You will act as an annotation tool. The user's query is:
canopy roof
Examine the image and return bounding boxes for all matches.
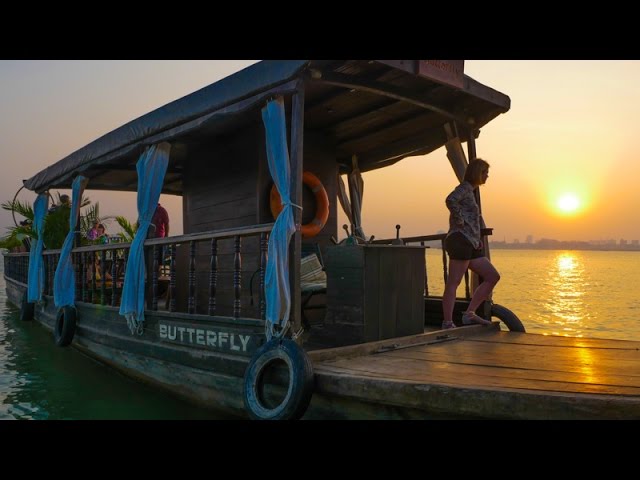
[24,60,510,194]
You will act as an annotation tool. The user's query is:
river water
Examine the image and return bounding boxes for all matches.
[2,249,639,419]
[0,262,232,419]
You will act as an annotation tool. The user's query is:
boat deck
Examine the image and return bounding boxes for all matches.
[308,324,640,419]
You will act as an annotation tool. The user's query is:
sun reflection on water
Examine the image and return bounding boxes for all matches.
[541,251,587,338]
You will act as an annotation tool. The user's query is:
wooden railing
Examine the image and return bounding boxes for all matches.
[3,252,29,285]
[371,228,493,299]
[3,223,273,320]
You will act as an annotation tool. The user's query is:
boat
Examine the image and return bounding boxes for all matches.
[5,60,640,420]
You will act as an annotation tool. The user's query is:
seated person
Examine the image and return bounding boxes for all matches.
[49,194,71,214]
[96,224,110,245]
[87,224,112,282]
[87,221,100,241]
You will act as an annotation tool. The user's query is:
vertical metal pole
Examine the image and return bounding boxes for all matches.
[289,82,304,338]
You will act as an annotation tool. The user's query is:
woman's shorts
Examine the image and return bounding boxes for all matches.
[445,232,484,260]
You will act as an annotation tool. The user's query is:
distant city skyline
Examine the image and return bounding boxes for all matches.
[494,235,639,245]
[489,236,640,252]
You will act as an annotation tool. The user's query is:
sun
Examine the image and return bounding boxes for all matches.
[557,193,581,214]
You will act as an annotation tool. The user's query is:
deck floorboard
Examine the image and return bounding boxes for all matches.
[313,329,640,418]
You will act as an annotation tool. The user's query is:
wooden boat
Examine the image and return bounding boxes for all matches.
[5,60,640,419]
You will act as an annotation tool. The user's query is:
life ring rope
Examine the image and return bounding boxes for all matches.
[270,171,329,239]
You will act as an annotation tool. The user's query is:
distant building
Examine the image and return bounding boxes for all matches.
[620,239,628,246]
[632,240,639,246]
[525,235,533,244]
[513,238,520,244]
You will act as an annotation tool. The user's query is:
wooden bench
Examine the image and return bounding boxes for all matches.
[300,243,327,329]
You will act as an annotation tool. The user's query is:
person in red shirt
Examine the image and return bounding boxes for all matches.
[146,203,170,307]
[150,203,170,238]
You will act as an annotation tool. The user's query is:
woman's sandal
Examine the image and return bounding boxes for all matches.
[441,320,457,330]
[461,311,492,326]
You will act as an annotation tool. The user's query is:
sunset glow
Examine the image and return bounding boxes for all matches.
[1,60,640,243]
[557,193,581,214]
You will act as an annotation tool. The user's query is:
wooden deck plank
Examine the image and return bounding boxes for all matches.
[384,349,640,385]
[314,330,640,399]
[389,349,640,387]
[316,355,640,395]
[473,331,640,350]
[387,336,640,374]
[312,365,640,420]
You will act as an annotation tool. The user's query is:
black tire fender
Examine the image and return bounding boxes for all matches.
[54,306,77,347]
[491,303,526,332]
[19,291,34,322]
[243,338,314,420]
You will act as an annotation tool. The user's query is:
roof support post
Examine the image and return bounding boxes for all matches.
[289,81,304,339]
[466,129,492,316]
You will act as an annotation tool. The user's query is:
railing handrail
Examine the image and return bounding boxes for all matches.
[144,223,274,247]
[371,228,493,245]
[3,223,276,257]
[2,251,30,257]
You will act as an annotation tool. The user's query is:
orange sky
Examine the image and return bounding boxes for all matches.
[1,60,639,243]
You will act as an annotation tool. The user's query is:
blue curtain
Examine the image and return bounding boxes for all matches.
[120,142,171,334]
[262,97,297,340]
[54,176,88,308]
[27,193,48,302]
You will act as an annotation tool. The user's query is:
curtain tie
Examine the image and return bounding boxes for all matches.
[281,201,302,210]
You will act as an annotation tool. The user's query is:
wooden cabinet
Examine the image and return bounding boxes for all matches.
[324,245,425,345]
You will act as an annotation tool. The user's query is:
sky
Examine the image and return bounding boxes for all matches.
[1,60,639,243]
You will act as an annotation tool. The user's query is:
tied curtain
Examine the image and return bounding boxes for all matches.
[262,97,297,340]
[54,176,88,308]
[348,155,365,239]
[119,142,171,335]
[27,193,48,302]
[336,155,365,240]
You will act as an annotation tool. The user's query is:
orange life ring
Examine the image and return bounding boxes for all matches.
[270,171,329,239]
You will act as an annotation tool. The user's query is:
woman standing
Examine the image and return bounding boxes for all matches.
[442,158,500,329]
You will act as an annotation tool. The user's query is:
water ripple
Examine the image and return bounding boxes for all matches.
[0,263,235,419]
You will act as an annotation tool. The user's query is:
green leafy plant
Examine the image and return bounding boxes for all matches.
[1,192,95,250]
[115,215,138,242]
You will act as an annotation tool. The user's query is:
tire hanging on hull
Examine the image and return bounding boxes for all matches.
[491,303,526,332]
[54,306,77,347]
[243,338,314,420]
[19,291,34,322]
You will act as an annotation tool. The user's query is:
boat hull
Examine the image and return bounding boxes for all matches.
[8,276,640,420]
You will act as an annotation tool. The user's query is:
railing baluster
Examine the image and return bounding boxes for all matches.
[464,270,471,299]
[75,252,82,300]
[169,244,176,313]
[48,255,54,296]
[441,238,448,284]
[42,255,48,296]
[208,238,217,316]
[122,248,128,279]
[188,241,196,314]
[111,248,117,307]
[82,252,87,302]
[100,250,106,305]
[421,240,429,297]
[260,232,267,320]
[151,245,159,311]
[90,252,96,304]
[234,236,241,319]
